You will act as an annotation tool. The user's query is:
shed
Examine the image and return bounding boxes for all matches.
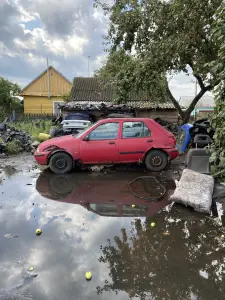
[64,77,178,123]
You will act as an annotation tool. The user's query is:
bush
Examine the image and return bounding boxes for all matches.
[5,140,23,154]
[10,120,52,142]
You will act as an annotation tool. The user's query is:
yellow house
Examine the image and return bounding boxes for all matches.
[20,66,72,114]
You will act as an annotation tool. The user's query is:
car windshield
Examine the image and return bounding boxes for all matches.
[75,122,97,138]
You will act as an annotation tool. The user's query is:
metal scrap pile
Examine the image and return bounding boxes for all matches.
[58,102,136,113]
[0,127,35,154]
[154,117,178,134]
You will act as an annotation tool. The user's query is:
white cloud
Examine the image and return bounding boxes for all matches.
[0,0,211,100]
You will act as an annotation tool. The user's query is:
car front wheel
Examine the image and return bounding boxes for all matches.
[145,150,168,172]
[49,152,73,174]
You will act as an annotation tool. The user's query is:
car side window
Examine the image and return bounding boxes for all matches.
[88,122,119,141]
[122,122,151,138]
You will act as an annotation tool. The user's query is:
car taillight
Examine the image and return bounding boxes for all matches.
[43,145,60,152]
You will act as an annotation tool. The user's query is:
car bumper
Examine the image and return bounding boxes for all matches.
[34,152,49,165]
[164,148,179,160]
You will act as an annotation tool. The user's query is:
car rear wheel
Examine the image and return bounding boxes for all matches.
[49,152,73,174]
[145,150,168,172]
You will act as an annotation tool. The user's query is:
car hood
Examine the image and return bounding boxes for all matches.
[38,135,78,150]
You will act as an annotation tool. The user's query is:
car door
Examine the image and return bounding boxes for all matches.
[80,122,120,164]
[118,120,153,162]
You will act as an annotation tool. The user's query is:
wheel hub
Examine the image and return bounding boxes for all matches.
[151,156,163,166]
[55,158,67,169]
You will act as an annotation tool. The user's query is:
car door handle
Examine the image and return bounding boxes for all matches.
[146,139,153,142]
[108,141,115,144]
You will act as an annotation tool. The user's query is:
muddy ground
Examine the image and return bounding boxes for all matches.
[0,155,225,300]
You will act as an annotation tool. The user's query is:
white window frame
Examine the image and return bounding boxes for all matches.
[53,101,64,114]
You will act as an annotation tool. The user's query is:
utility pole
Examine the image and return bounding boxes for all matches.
[47,57,51,99]
[88,56,90,77]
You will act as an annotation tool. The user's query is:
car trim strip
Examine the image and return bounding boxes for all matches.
[120,151,145,154]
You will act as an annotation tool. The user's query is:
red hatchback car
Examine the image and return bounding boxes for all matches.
[34,118,178,174]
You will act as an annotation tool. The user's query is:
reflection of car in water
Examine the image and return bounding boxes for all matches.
[35,171,176,217]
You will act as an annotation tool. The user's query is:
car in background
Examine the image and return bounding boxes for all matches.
[61,112,94,132]
[34,118,178,174]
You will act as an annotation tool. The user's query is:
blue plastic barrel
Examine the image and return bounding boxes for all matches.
[176,124,193,153]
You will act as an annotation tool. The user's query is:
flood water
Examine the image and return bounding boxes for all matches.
[0,155,225,300]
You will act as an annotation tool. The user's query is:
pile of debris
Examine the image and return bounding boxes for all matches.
[154,117,178,134]
[58,102,136,114]
[0,127,39,155]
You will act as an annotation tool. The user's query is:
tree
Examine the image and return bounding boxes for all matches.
[94,0,223,123]
[95,49,168,104]
[208,2,225,179]
[0,77,21,120]
[97,211,225,299]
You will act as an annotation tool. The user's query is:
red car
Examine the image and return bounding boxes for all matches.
[34,118,178,174]
[36,171,176,217]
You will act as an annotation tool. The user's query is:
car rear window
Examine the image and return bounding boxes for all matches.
[65,114,90,121]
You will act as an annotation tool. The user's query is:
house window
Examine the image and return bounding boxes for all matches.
[122,122,151,138]
[89,122,119,140]
[53,101,64,115]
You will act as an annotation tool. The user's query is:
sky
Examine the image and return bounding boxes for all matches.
[0,0,211,100]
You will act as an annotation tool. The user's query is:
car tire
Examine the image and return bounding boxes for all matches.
[49,174,75,196]
[145,150,168,172]
[49,152,73,174]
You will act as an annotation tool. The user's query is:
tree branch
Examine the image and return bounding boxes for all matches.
[166,82,184,118]
[185,84,212,118]
[193,74,205,90]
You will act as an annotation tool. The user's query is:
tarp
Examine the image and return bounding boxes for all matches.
[169,169,214,214]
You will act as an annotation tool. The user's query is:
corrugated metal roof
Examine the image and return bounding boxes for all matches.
[179,96,215,108]
[69,77,175,109]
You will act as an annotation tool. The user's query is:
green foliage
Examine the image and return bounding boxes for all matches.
[60,93,70,102]
[11,120,52,142]
[5,140,23,154]
[0,77,21,120]
[208,2,225,180]
[95,50,168,104]
[95,0,223,123]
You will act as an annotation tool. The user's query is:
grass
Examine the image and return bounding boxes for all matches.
[10,120,52,142]
[5,140,23,154]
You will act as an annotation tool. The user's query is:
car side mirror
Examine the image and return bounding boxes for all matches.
[83,135,89,141]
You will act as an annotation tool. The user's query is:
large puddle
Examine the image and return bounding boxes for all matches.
[0,156,225,300]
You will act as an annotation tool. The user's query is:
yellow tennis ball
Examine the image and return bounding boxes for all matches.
[36,228,42,235]
[28,266,34,271]
[150,222,156,227]
[132,204,136,208]
[85,271,92,281]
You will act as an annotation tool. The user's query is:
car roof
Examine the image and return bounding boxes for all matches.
[100,118,152,122]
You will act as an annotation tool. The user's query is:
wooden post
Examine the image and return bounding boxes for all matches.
[47,57,51,99]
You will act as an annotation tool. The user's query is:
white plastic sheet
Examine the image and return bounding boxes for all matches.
[169,169,214,214]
